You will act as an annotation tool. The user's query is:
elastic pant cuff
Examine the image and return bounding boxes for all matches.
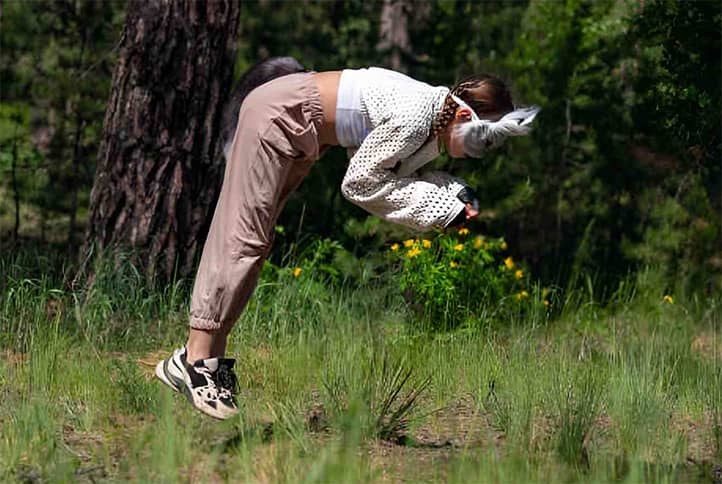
[189,315,223,331]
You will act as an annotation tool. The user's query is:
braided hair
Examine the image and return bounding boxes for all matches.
[430,74,514,138]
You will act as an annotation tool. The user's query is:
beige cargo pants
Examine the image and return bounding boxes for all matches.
[190,72,325,331]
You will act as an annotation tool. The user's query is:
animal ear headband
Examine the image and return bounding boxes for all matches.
[449,94,540,158]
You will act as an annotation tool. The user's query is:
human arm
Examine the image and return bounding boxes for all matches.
[340,120,470,231]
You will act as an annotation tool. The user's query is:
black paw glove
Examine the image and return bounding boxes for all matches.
[446,186,480,228]
[457,186,480,212]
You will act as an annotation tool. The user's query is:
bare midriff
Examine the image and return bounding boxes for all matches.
[311,70,342,150]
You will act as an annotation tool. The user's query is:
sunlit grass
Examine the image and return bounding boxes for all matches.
[0,248,719,482]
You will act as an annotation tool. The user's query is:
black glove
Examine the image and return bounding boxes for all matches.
[446,186,480,228]
[457,186,480,212]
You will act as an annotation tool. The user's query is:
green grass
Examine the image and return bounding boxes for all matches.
[0,249,720,482]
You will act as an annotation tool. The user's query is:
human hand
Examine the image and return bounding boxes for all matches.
[446,187,481,228]
[464,202,479,220]
[457,187,480,220]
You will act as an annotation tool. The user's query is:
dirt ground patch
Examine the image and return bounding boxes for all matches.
[368,394,501,481]
[691,331,721,362]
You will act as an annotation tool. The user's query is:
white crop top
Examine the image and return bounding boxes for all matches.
[336,66,470,231]
[335,67,420,147]
[335,69,370,147]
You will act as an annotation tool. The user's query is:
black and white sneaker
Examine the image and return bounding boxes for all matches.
[183,356,239,420]
[155,347,240,420]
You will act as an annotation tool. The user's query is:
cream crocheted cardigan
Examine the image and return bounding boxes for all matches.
[340,68,468,232]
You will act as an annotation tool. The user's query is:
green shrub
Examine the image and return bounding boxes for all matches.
[388,228,546,329]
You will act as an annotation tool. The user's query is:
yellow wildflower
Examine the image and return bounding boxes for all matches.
[458,227,469,236]
[504,257,514,270]
[516,290,529,300]
[500,241,508,250]
[407,247,421,258]
[403,239,415,248]
[474,236,482,249]
[422,239,432,249]
[293,267,302,277]
[449,261,458,268]
[543,299,550,307]
[454,243,464,251]
[663,295,674,304]
[390,243,400,251]
[515,269,523,279]
[542,287,550,297]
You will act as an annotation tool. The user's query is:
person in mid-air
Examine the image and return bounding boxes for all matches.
[155,57,539,419]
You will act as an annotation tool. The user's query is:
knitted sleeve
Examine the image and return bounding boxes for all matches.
[340,119,467,231]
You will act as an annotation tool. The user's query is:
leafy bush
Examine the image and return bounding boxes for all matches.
[388,228,545,329]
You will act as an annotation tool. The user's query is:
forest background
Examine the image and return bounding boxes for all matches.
[1,0,720,295]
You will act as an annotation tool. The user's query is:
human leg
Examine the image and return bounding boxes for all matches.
[156,71,324,419]
[158,137,295,418]
[186,326,230,363]
[185,72,324,360]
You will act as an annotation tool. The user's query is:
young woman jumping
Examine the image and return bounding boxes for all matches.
[155,57,539,419]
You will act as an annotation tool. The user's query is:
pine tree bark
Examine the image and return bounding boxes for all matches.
[85,0,240,282]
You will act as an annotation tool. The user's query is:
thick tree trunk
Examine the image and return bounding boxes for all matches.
[85,0,240,282]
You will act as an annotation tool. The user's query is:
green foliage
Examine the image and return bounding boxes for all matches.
[111,358,159,415]
[1,247,721,481]
[554,367,603,468]
[0,0,124,242]
[492,0,721,289]
[2,0,720,296]
[388,228,543,329]
[322,348,430,443]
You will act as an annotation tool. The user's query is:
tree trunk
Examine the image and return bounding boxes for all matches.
[85,0,240,282]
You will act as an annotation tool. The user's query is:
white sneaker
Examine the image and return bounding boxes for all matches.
[155,347,240,420]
